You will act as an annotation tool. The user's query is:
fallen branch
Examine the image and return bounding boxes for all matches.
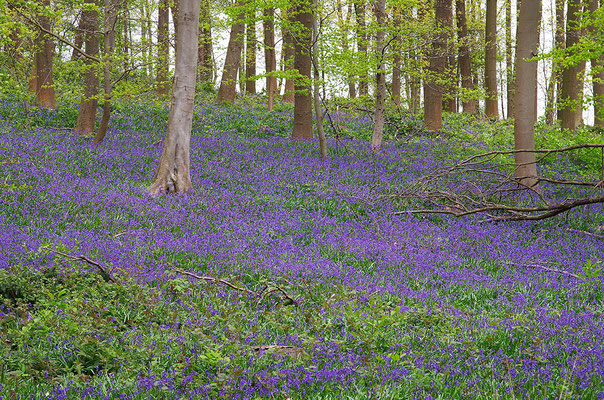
[44,247,118,283]
[507,262,580,279]
[173,268,254,294]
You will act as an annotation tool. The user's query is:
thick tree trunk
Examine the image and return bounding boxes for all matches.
[291,0,313,140]
[485,0,498,118]
[514,0,540,186]
[171,0,180,38]
[282,10,296,104]
[560,0,585,131]
[424,0,451,131]
[74,6,100,136]
[588,0,604,126]
[354,0,368,96]
[149,0,201,195]
[245,15,256,94]
[312,0,326,158]
[371,0,386,150]
[457,0,475,114]
[156,0,170,96]
[263,8,277,109]
[216,1,245,103]
[35,0,56,109]
[197,0,213,82]
[93,0,118,145]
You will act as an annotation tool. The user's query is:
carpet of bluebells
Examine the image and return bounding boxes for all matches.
[0,99,604,399]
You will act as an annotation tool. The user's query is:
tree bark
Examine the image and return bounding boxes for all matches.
[263,7,277,109]
[216,1,245,103]
[371,0,386,150]
[337,0,356,99]
[35,0,56,109]
[444,1,456,113]
[312,0,326,158]
[457,0,476,113]
[74,6,100,136]
[245,14,256,94]
[505,0,514,118]
[514,0,540,186]
[560,0,585,131]
[72,14,85,61]
[354,0,368,96]
[485,0,499,118]
[424,0,451,131]
[292,0,313,140]
[587,0,603,126]
[282,9,296,104]
[149,0,201,195]
[93,0,118,145]
[197,0,213,82]
[156,0,170,96]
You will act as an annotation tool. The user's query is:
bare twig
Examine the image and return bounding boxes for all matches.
[44,247,118,283]
[506,262,580,279]
[173,268,253,294]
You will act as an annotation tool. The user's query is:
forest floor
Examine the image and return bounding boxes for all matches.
[0,98,603,399]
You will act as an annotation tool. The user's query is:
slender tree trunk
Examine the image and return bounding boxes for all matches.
[409,50,420,114]
[505,0,514,118]
[282,9,296,104]
[245,14,256,94]
[156,0,170,96]
[197,0,213,82]
[354,0,368,96]
[544,0,565,123]
[149,0,201,195]
[588,0,604,126]
[263,7,277,109]
[457,0,476,113]
[291,0,313,140]
[72,15,85,61]
[171,0,180,38]
[142,2,149,80]
[216,1,245,103]
[93,0,118,145]
[337,0,355,98]
[424,0,451,131]
[444,1,456,113]
[123,0,130,71]
[560,0,585,131]
[485,0,498,118]
[312,0,326,158]
[372,0,386,150]
[514,0,540,186]
[74,6,100,136]
[35,0,56,109]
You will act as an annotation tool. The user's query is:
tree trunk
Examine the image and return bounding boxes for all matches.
[391,7,401,107]
[216,1,245,103]
[371,0,386,150]
[245,15,256,94]
[171,0,180,39]
[35,0,56,109]
[74,6,100,136]
[149,0,201,195]
[424,0,450,131]
[505,0,514,118]
[282,9,296,104]
[337,0,356,99]
[123,0,130,71]
[197,0,213,82]
[156,0,170,96]
[263,7,277,110]
[354,0,368,96]
[312,0,326,158]
[514,0,540,186]
[485,0,498,118]
[93,0,118,145]
[71,14,85,61]
[588,0,603,126]
[291,0,313,140]
[457,0,476,114]
[444,0,456,113]
[409,50,420,114]
[560,0,585,131]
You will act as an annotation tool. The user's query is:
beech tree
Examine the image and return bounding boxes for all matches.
[371,0,386,150]
[156,0,170,96]
[149,0,202,195]
[263,7,277,109]
[513,0,540,186]
[291,0,313,140]
[216,0,244,103]
[245,12,256,94]
[484,0,498,118]
[34,0,56,109]
[560,0,585,131]
[456,0,476,114]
